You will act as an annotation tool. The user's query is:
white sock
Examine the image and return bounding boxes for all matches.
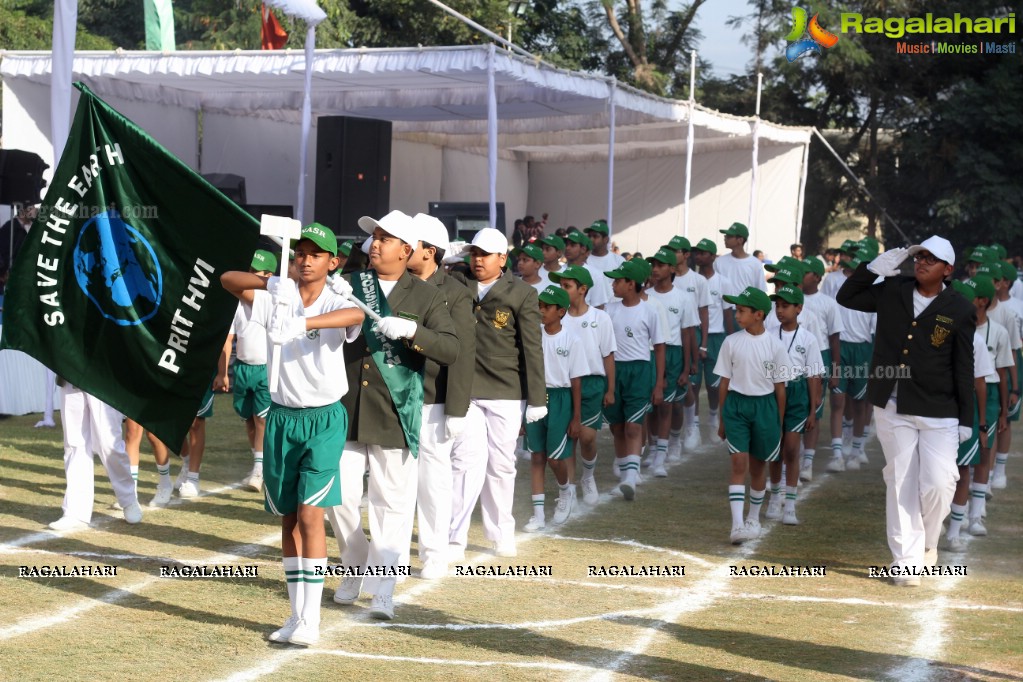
[784,486,798,514]
[581,455,596,477]
[300,557,326,626]
[253,450,264,475]
[728,484,745,527]
[994,452,1008,478]
[187,472,199,483]
[684,403,697,425]
[283,556,303,619]
[802,448,815,463]
[531,493,545,520]
[851,437,863,455]
[620,454,641,479]
[669,428,682,444]
[969,482,987,520]
[130,465,139,482]
[947,502,967,538]
[747,488,765,523]
[831,438,843,457]
[156,463,171,484]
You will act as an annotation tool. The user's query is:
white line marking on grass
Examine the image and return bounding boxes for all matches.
[0,482,246,553]
[1,546,278,567]
[546,535,715,567]
[460,575,681,595]
[885,575,964,682]
[310,649,589,671]
[731,591,1023,613]
[350,607,664,631]
[0,530,280,642]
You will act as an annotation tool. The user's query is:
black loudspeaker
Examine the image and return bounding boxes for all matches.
[202,173,247,205]
[0,149,48,205]
[314,116,391,235]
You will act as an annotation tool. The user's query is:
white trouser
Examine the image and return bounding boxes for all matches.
[873,402,959,568]
[449,399,524,548]
[59,385,136,523]
[404,403,454,566]
[326,441,418,598]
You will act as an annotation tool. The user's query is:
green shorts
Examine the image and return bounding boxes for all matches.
[262,401,347,516]
[1011,349,1022,423]
[662,345,687,403]
[604,360,655,425]
[695,331,725,390]
[525,387,575,459]
[232,361,271,420]
[816,349,832,419]
[983,382,1001,443]
[580,374,607,430]
[783,378,810,433]
[196,383,215,419]
[957,389,991,467]
[838,341,871,400]
[723,391,781,462]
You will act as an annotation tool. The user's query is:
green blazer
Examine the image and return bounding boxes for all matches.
[423,268,476,418]
[469,270,546,406]
[342,270,459,449]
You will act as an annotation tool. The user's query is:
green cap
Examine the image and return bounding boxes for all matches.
[585,220,609,236]
[539,235,566,251]
[632,257,653,282]
[512,243,544,262]
[723,286,772,314]
[250,249,278,273]
[1000,261,1018,282]
[538,285,571,309]
[720,222,749,238]
[842,257,864,270]
[768,266,803,286]
[802,257,825,277]
[548,264,594,288]
[858,237,880,255]
[965,276,995,301]
[338,239,354,257]
[968,246,993,264]
[565,231,593,250]
[691,238,717,254]
[838,239,860,255]
[951,280,974,299]
[974,262,1002,280]
[765,255,804,274]
[647,247,677,266]
[990,243,1007,260]
[296,222,338,256]
[605,259,648,284]
[770,284,804,306]
[667,235,692,252]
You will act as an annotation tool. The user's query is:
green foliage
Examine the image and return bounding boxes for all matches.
[0,1,115,50]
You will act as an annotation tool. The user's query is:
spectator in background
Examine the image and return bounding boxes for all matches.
[0,203,38,292]
[511,219,528,249]
[753,250,766,262]
[791,243,804,260]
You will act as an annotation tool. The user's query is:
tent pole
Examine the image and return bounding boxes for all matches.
[682,50,696,239]
[795,140,809,246]
[606,77,616,237]
[296,26,316,225]
[487,44,498,229]
[747,72,762,250]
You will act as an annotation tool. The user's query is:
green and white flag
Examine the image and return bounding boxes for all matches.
[0,83,259,450]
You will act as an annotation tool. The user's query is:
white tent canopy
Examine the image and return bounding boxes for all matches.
[1,46,811,257]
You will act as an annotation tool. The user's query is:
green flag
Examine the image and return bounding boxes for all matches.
[0,83,258,450]
[144,0,176,51]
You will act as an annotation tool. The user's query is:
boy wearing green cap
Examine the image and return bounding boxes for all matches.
[765,285,823,525]
[992,260,1023,489]
[221,223,366,646]
[713,286,789,544]
[603,259,666,500]
[552,265,617,505]
[714,222,768,294]
[692,237,736,448]
[524,286,587,530]
[539,234,567,279]
[513,242,551,294]
[565,231,613,308]
[584,219,625,273]
[667,235,711,452]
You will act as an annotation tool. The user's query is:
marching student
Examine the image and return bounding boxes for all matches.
[714,287,789,544]
[512,242,551,294]
[645,247,697,476]
[714,223,767,293]
[221,222,365,644]
[602,259,666,500]
[328,210,459,621]
[666,236,710,452]
[764,285,823,526]
[819,240,858,298]
[583,219,625,272]
[404,213,476,580]
[564,230,613,308]
[993,260,1023,489]
[552,265,617,505]
[224,249,278,493]
[123,419,175,508]
[524,286,586,530]
[449,228,546,560]
[691,238,736,447]
[539,234,567,279]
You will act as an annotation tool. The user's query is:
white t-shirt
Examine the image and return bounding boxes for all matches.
[973,331,995,379]
[542,326,589,388]
[520,271,551,296]
[838,305,874,343]
[251,285,361,408]
[587,251,625,273]
[977,320,1014,384]
[704,272,735,334]
[583,261,613,308]
[819,270,847,299]
[646,285,699,346]
[714,253,767,293]
[230,292,269,365]
[714,328,791,396]
[1010,277,1023,302]
[989,300,1022,351]
[604,299,666,362]
[672,269,712,312]
[776,325,825,380]
[801,291,845,349]
[563,306,617,376]
[764,302,826,345]
[1001,297,1023,344]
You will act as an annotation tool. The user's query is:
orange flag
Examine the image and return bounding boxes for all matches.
[261,3,288,50]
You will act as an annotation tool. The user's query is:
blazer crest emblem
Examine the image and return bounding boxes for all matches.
[930,324,950,348]
[493,309,511,329]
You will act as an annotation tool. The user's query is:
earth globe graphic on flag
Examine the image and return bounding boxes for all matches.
[73,210,163,326]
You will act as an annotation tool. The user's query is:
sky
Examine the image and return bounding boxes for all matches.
[693,0,757,78]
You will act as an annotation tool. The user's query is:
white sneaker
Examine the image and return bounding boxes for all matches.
[782,508,800,525]
[268,615,301,642]
[242,472,263,492]
[729,524,748,544]
[580,475,599,505]
[448,545,466,563]
[683,426,701,450]
[945,535,968,552]
[925,548,937,567]
[857,449,868,465]
[420,561,447,580]
[48,516,89,531]
[494,541,517,558]
[799,460,813,482]
[178,479,200,498]
[707,414,721,443]
[122,501,143,525]
[149,481,173,507]
[991,473,1007,490]
[743,519,762,540]
[666,440,682,463]
[640,450,653,468]
[893,574,921,587]
[826,455,846,473]
[287,619,319,646]
[967,519,987,536]
[333,576,363,604]
[765,496,783,520]
[844,455,861,471]
[552,488,575,525]
[619,471,636,501]
[842,424,852,445]
[652,450,668,478]
[524,516,546,532]
[369,594,395,620]
[174,466,190,490]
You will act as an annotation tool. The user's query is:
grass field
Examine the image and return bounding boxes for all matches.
[1,394,1022,681]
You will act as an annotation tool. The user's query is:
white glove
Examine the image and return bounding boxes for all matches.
[958,425,973,444]
[374,316,418,340]
[269,315,307,345]
[867,247,909,277]
[328,274,353,299]
[525,405,548,424]
[445,415,466,441]
[267,275,299,308]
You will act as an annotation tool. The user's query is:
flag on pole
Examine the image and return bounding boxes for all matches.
[0,83,259,450]
[144,0,176,51]
[261,3,289,50]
